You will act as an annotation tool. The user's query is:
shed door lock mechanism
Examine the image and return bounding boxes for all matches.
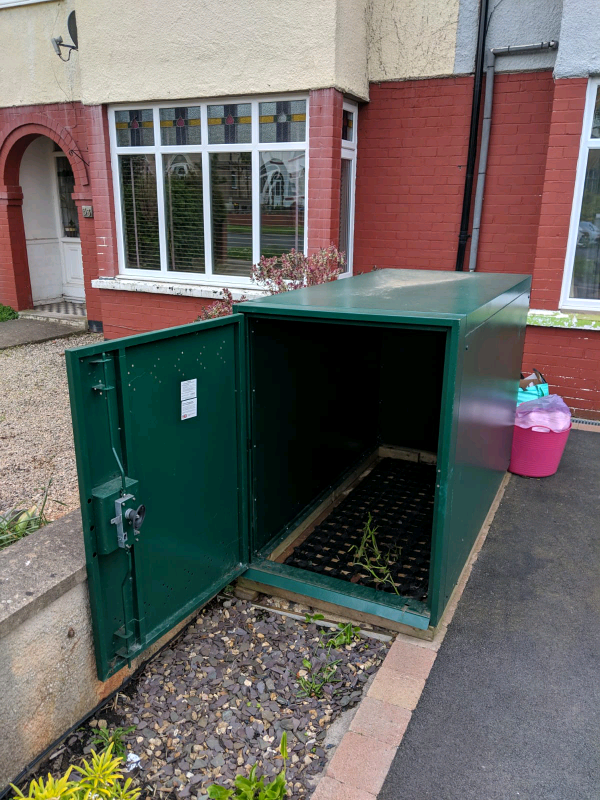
[111,495,146,549]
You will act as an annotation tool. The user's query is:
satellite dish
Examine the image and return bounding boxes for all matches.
[67,11,78,49]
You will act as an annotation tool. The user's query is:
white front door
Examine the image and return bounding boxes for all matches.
[60,238,85,300]
[54,154,85,302]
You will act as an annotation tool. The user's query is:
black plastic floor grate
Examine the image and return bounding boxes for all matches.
[284,458,436,600]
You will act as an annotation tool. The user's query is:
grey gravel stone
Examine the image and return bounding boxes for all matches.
[0,332,102,517]
[30,597,389,800]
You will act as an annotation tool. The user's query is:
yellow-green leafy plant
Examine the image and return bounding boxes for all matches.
[208,732,288,799]
[10,772,78,800]
[11,745,140,800]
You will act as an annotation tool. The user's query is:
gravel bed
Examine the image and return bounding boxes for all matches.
[29,596,390,800]
[0,332,102,519]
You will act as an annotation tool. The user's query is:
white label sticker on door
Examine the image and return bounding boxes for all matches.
[181,378,197,401]
[181,398,197,420]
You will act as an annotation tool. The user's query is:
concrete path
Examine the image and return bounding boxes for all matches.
[375,428,600,799]
[0,318,81,349]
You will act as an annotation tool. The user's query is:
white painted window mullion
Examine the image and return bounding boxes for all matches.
[153,106,168,275]
[201,104,213,277]
[251,101,261,266]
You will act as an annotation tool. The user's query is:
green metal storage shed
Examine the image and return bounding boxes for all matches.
[67,269,531,680]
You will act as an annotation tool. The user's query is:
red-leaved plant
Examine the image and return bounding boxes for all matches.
[198,246,345,321]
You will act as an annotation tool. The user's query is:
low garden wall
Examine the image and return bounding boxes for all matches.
[0,511,193,791]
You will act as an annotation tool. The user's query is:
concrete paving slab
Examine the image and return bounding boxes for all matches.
[0,318,83,349]
[378,429,600,800]
[0,510,85,638]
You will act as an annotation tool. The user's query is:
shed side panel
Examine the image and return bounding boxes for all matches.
[440,291,529,617]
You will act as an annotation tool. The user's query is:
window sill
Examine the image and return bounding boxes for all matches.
[92,276,265,302]
[527,309,600,331]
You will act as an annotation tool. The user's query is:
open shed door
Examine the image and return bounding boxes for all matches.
[66,316,247,680]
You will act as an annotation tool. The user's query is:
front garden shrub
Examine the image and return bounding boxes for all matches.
[198,246,345,321]
[0,303,18,321]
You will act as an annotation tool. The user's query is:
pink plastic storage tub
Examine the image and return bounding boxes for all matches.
[509,424,571,478]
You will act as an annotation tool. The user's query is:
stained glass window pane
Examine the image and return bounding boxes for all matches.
[119,154,160,270]
[207,103,251,144]
[342,109,354,142]
[211,152,252,276]
[115,109,154,147]
[160,106,201,146]
[56,156,79,238]
[163,154,204,273]
[260,151,305,258]
[570,149,600,299]
[259,100,306,143]
[591,88,600,138]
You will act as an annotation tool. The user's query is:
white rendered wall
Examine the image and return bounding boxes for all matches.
[367,0,461,82]
[0,0,80,107]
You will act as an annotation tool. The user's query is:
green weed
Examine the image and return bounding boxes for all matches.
[208,732,288,799]
[90,725,136,761]
[349,513,401,595]
[324,622,361,649]
[304,612,325,625]
[297,657,339,698]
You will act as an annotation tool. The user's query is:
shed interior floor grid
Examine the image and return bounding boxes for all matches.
[282,457,436,600]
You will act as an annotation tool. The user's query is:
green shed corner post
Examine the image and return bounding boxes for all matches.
[66,315,249,680]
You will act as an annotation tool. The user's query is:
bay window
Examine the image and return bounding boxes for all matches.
[109,97,308,284]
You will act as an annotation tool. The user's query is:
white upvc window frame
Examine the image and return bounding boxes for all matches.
[108,94,309,288]
[560,77,600,311]
[340,100,358,277]
[0,0,56,8]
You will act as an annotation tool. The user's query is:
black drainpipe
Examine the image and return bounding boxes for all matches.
[455,0,490,271]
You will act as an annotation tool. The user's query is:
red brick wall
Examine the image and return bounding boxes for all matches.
[101,290,213,340]
[353,77,472,272]
[307,88,343,254]
[522,79,599,419]
[475,72,554,274]
[530,79,588,308]
[353,73,555,274]
[523,326,600,421]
